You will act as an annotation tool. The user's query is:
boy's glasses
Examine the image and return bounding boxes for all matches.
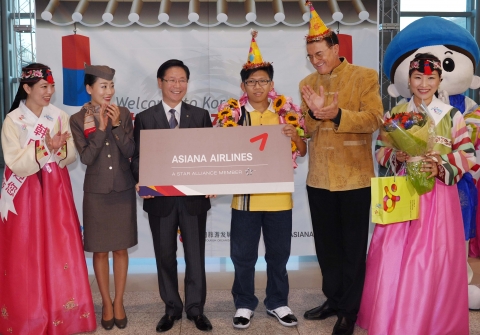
[244,79,271,87]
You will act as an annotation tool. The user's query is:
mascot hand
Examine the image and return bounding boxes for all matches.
[387,84,401,98]
[437,89,450,104]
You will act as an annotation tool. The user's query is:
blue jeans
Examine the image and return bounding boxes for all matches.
[230,209,292,311]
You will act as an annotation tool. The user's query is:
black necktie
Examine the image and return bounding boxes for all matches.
[169,109,178,129]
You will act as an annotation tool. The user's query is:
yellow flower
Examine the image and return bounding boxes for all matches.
[223,120,238,127]
[291,141,297,153]
[218,107,232,119]
[273,95,286,112]
[228,99,239,109]
[285,112,299,126]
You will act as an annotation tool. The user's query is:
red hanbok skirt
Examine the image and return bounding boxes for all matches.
[0,164,96,334]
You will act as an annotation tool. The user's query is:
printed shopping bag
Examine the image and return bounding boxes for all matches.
[371,176,419,224]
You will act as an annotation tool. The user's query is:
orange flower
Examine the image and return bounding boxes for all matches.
[223,120,238,127]
[273,95,286,112]
[291,141,297,153]
[218,107,232,119]
[285,112,299,126]
[228,98,239,109]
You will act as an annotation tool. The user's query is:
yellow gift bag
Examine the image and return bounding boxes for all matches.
[371,176,419,224]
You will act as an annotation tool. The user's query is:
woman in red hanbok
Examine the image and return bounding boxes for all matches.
[0,63,96,334]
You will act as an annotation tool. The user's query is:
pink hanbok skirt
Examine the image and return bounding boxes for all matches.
[357,180,468,335]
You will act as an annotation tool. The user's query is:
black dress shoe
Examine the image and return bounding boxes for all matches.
[114,305,128,329]
[187,314,213,331]
[101,306,115,330]
[332,316,355,335]
[304,301,337,320]
[156,314,182,332]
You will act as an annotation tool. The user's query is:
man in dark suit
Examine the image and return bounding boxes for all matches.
[131,59,213,332]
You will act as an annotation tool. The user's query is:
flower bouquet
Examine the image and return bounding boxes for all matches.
[217,98,241,128]
[216,89,307,168]
[380,105,435,195]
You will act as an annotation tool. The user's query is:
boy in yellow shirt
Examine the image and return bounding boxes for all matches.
[217,30,306,329]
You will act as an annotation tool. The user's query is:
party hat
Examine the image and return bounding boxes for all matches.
[243,29,271,70]
[305,1,332,43]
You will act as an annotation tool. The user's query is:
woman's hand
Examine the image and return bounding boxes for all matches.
[98,103,109,131]
[395,151,409,163]
[45,129,70,152]
[421,156,439,179]
[425,151,442,165]
[106,104,121,127]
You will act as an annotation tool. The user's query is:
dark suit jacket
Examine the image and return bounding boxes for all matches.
[70,106,136,194]
[130,101,212,217]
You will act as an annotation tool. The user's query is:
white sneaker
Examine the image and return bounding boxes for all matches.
[232,308,254,329]
[266,306,298,327]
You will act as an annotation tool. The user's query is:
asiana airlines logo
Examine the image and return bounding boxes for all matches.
[291,231,314,238]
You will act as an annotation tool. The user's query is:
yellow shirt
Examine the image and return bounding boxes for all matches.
[231,101,293,211]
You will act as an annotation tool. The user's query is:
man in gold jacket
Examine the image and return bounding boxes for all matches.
[300,30,383,335]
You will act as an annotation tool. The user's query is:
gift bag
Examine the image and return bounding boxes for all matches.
[371,176,419,224]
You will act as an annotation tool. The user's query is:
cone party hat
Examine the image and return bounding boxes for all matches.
[305,1,332,43]
[243,30,271,70]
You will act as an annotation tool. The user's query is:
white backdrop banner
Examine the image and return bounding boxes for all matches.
[35,17,379,258]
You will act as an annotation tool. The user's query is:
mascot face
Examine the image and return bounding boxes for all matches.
[389,45,478,99]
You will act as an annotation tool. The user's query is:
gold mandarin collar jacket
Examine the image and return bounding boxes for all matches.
[299,59,383,191]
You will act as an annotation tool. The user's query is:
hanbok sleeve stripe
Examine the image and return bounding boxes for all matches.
[375,146,392,168]
[467,124,480,149]
[455,152,472,172]
[455,124,469,137]
[464,112,480,121]
[439,161,454,184]
[465,112,480,144]
[469,163,480,183]
[445,150,476,184]
[454,137,475,151]
[464,108,480,182]
[438,110,478,185]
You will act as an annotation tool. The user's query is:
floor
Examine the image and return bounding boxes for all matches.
[77,257,480,334]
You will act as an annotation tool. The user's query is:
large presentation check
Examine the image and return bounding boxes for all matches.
[138,125,294,196]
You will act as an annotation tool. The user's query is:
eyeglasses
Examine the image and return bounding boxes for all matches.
[306,46,332,62]
[244,79,271,87]
[162,78,188,85]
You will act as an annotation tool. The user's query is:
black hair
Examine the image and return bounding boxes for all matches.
[9,63,50,113]
[240,64,274,82]
[409,53,443,77]
[157,59,190,80]
[84,74,99,87]
[306,31,339,47]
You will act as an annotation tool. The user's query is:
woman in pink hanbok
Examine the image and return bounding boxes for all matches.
[357,53,476,335]
[0,63,96,334]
